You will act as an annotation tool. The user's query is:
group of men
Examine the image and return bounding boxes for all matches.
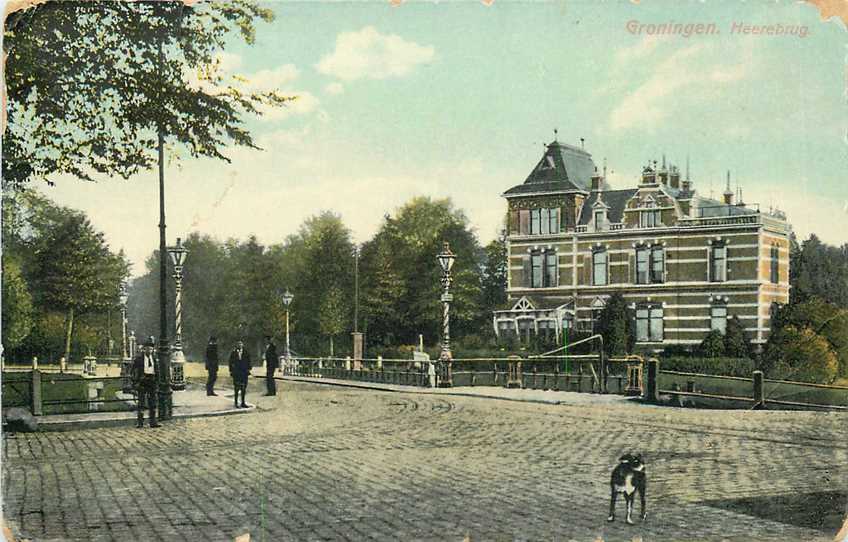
[132,335,281,428]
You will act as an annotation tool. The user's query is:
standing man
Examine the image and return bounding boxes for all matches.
[205,336,219,396]
[132,336,160,428]
[228,340,251,408]
[263,336,279,396]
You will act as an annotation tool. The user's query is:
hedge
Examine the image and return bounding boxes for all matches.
[658,356,756,378]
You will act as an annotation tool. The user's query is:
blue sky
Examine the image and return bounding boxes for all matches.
[40,1,847,276]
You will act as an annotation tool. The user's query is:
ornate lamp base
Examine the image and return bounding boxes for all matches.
[170,349,187,391]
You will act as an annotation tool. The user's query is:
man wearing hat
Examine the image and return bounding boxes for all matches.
[132,336,160,428]
[263,335,279,396]
[228,340,251,408]
[205,335,219,396]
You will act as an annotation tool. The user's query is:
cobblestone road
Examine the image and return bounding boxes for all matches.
[4,381,847,541]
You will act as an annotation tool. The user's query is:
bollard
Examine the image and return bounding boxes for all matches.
[645,359,660,403]
[377,355,383,370]
[752,370,765,410]
[31,356,38,371]
[31,369,43,416]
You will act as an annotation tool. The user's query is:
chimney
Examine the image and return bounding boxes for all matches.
[723,170,734,205]
[670,165,680,189]
[590,166,603,191]
[641,161,657,185]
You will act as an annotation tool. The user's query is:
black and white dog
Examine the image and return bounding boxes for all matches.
[607,453,647,525]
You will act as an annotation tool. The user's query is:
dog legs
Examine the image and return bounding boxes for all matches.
[624,492,635,525]
[607,487,617,522]
[639,487,647,521]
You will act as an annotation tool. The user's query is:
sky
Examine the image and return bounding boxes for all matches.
[34,0,848,277]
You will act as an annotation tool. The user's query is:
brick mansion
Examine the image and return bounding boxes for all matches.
[493,139,791,350]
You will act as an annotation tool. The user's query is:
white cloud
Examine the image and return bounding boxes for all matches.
[239,64,300,92]
[316,26,435,82]
[608,43,751,132]
[256,90,321,121]
[614,35,662,66]
[325,82,345,95]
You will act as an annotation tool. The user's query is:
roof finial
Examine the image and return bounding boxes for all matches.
[686,153,690,181]
[580,137,585,150]
[603,157,607,179]
[662,153,666,170]
[553,128,558,142]
[726,170,731,192]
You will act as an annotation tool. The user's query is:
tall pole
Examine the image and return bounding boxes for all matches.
[121,305,128,359]
[354,246,359,333]
[285,308,291,363]
[157,128,172,420]
[437,242,455,387]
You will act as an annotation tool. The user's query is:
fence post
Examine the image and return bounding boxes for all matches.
[645,358,659,403]
[752,370,765,410]
[31,369,43,416]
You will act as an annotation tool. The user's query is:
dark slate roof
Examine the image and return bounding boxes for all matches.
[503,141,596,196]
[697,198,758,218]
[577,189,638,225]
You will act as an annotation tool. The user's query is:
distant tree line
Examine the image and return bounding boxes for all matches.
[2,192,129,363]
[126,196,508,361]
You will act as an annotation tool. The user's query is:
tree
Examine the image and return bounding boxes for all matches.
[480,236,508,318]
[319,286,346,357]
[763,325,838,383]
[790,234,848,308]
[1,257,34,352]
[724,316,750,358]
[3,1,292,188]
[770,298,848,379]
[29,210,129,362]
[697,330,725,358]
[595,293,632,356]
[359,197,483,349]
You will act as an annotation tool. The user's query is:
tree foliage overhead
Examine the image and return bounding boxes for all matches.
[3,0,291,188]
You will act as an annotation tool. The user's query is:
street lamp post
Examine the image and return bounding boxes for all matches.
[282,290,293,370]
[167,238,188,391]
[119,281,132,393]
[119,281,129,359]
[436,241,456,387]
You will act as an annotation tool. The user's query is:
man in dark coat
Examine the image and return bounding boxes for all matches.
[205,336,219,396]
[228,340,251,408]
[263,336,279,396]
[131,336,160,428]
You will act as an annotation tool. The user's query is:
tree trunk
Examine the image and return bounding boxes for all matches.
[329,336,334,357]
[63,307,74,365]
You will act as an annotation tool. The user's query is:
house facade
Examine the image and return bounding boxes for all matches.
[493,139,791,350]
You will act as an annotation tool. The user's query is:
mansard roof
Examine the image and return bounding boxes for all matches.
[503,140,596,197]
[577,189,638,225]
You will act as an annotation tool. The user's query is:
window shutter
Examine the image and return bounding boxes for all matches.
[554,208,561,233]
[519,210,530,235]
[629,252,636,284]
[509,210,520,235]
[583,254,591,285]
[522,255,531,288]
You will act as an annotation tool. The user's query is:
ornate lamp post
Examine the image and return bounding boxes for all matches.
[119,281,133,393]
[436,242,456,387]
[282,290,294,368]
[119,281,129,359]
[167,237,188,391]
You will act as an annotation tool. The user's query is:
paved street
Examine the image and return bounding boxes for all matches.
[3,381,847,541]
